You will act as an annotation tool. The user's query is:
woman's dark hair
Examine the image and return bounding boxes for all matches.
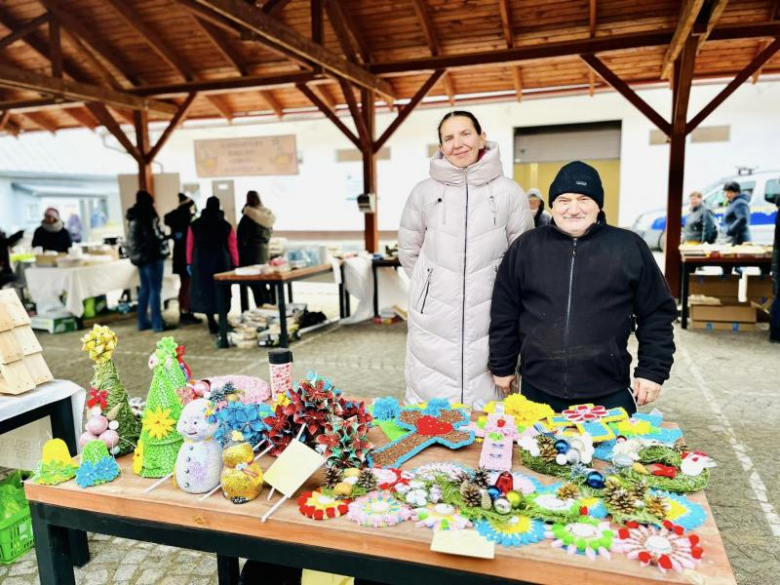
[136,190,153,206]
[246,190,261,207]
[437,111,482,145]
[205,196,220,211]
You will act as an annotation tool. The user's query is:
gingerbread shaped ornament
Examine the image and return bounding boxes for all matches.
[367,405,475,469]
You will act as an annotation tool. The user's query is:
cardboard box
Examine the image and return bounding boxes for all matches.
[690,302,757,324]
[747,275,774,304]
[30,315,79,334]
[688,274,741,298]
[34,254,66,267]
[690,320,761,332]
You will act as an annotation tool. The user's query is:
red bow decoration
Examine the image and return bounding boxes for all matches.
[651,464,678,478]
[176,345,192,380]
[87,388,108,410]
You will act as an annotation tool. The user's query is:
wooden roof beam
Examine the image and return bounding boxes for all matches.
[262,0,291,14]
[324,0,358,63]
[188,0,394,99]
[0,64,177,114]
[130,72,318,97]
[688,37,780,133]
[751,1,779,83]
[207,94,233,120]
[60,29,124,90]
[49,19,62,79]
[410,0,451,104]
[672,35,698,135]
[20,112,57,134]
[696,0,730,50]
[0,12,50,51]
[63,105,98,130]
[39,0,142,86]
[581,54,671,135]
[147,92,197,161]
[338,79,370,148]
[297,82,361,149]
[333,0,369,63]
[86,102,142,161]
[260,90,283,117]
[512,67,523,102]
[590,0,597,37]
[374,69,444,152]
[660,0,706,79]
[1,111,21,136]
[308,83,335,112]
[498,0,515,48]
[191,18,248,75]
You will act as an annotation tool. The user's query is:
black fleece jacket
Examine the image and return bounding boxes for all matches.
[489,222,677,400]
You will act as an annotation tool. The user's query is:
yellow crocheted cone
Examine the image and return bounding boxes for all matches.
[133,439,145,475]
[80,324,118,364]
[485,395,554,427]
[41,438,72,465]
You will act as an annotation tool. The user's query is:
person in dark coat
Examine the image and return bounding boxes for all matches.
[527,188,552,227]
[770,186,780,343]
[31,208,72,253]
[0,228,24,288]
[237,190,276,306]
[723,181,752,245]
[683,191,718,244]
[164,194,201,325]
[187,197,239,334]
[489,161,677,414]
[126,190,173,333]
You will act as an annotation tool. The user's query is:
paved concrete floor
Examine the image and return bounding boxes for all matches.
[2,286,779,584]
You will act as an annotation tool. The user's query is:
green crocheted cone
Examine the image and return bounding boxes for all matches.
[92,359,141,456]
[82,440,111,465]
[138,337,185,478]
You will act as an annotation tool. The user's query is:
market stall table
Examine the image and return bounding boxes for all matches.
[25,414,736,585]
[214,263,348,349]
[679,253,773,329]
[373,257,402,319]
[0,380,89,566]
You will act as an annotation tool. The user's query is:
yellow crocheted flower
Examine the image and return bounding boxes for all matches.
[143,406,175,440]
[133,440,144,474]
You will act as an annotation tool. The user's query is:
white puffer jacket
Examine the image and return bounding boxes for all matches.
[398,142,533,406]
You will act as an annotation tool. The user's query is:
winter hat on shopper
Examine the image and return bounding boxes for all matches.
[549,161,604,209]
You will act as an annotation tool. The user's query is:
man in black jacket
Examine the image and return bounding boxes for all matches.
[489,161,677,414]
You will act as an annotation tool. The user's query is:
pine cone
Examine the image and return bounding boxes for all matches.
[480,491,493,510]
[473,468,491,489]
[539,441,559,463]
[645,494,668,519]
[324,466,343,489]
[557,483,580,500]
[461,485,483,508]
[356,469,377,491]
[630,480,648,500]
[608,489,637,515]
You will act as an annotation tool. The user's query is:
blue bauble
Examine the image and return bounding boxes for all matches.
[554,439,569,454]
[487,486,502,501]
[586,471,606,489]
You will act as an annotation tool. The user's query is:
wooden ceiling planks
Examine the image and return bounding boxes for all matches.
[0,0,779,133]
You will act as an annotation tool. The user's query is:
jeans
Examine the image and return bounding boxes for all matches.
[137,260,165,331]
[520,378,638,416]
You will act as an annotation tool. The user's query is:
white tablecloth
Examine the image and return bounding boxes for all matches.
[25,259,179,317]
[341,254,409,324]
[0,379,86,469]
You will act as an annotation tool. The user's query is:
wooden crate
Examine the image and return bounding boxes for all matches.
[0,290,53,395]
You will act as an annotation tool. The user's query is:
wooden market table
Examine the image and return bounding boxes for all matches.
[25,416,736,585]
[372,257,402,319]
[679,253,772,329]
[213,263,349,349]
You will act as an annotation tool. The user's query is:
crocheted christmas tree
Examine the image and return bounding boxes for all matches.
[135,337,186,478]
[81,325,141,456]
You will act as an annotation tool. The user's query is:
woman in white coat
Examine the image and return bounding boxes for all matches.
[398,111,533,407]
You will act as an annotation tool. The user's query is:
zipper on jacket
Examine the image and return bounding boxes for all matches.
[460,170,469,403]
[419,268,433,313]
[489,195,497,225]
[562,238,578,397]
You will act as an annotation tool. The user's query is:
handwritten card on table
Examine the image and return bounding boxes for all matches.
[263,439,326,498]
[431,529,495,559]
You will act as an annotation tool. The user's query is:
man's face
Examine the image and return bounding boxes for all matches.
[551,193,600,237]
[528,197,541,212]
[725,189,738,202]
[689,194,702,209]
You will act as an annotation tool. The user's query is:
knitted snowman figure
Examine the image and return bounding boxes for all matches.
[175,398,222,493]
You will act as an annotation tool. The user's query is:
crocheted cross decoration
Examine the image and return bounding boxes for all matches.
[366,406,475,469]
[469,412,520,472]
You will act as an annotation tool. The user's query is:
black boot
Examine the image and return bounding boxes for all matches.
[179,312,202,325]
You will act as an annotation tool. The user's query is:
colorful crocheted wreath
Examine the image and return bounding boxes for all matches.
[347,491,413,528]
[650,490,707,531]
[547,518,615,560]
[614,521,704,574]
[524,492,583,524]
[415,503,472,530]
[474,515,547,547]
[367,406,475,469]
[394,479,443,507]
[297,490,351,520]
[413,462,473,482]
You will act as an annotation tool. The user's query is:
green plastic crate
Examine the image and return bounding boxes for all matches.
[0,505,34,565]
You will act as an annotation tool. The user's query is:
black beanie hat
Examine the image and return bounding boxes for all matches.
[549,161,604,209]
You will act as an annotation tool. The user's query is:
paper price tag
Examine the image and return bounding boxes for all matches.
[430,529,495,559]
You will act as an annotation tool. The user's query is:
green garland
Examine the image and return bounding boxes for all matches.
[619,467,709,493]
[520,448,573,479]
[638,445,682,467]
[438,479,517,525]
[521,492,583,524]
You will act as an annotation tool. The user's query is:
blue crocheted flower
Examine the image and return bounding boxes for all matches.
[75,461,98,488]
[94,457,120,483]
[212,402,271,447]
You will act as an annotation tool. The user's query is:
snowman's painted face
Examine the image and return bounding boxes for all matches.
[177,398,218,440]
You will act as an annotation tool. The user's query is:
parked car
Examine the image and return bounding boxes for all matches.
[632,171,780,250]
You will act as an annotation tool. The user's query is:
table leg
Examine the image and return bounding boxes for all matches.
[345,289,351,317]
[49,398,90,567]
[277,282,289,348]
[372,263,379,319]
[681,265,691,329]
[239,284,249,313]
[216,554,240,585]
[30,506,76,585]
[287,282,293,303]
[216,282,230,349]
[338,281,345,319]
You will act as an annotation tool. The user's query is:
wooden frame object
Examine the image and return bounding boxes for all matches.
[0,290,53,395]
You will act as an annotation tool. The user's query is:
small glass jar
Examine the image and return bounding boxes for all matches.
[268,348,293,400]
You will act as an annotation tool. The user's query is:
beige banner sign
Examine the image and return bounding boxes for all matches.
[194,135,298,177]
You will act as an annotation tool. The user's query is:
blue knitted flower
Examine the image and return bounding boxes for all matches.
[212,402,271,447]
[75,461,98,488]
